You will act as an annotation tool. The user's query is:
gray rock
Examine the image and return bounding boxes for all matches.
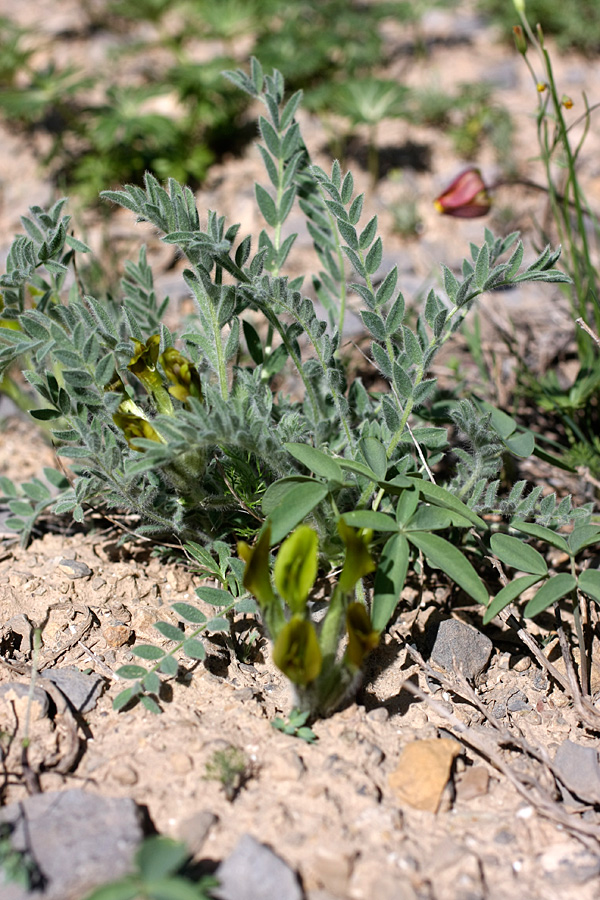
[0,681,50,718]
[41,666,104,713]
[492,701,507,719]
[540,841,600,884]
[554,740,600,805]
[0,789,147,900]
[429,619,493,680]
[214,834,304,900]
[506,689,530,712]
[531,670,549,691]
[57,559,92,578]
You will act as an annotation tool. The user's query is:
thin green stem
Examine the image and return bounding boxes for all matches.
[210,300,229,402]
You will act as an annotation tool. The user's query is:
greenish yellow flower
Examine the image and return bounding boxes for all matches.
[127,335,173,415]
[345,602,380,669]
[238,525,276,609]
[337,518,375,594]
[274,525,318,615]
[112,411,164,451]
[128,335,160,375]
[272,615,322,685]
[160,347,203,403]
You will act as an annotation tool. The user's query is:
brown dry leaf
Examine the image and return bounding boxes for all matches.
[389,738,462,813]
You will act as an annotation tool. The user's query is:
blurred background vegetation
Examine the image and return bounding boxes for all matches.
[0,0,594,203]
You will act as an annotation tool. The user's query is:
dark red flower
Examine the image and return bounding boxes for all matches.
[434,168,491,218]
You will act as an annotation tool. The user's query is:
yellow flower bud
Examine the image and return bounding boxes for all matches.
[160,347,203,403]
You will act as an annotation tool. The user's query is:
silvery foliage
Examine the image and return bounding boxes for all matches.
[0,57,575,546]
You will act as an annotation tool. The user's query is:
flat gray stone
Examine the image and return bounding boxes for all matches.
[506,689,530,712]
[40,666,104,713]
[0,789,146,900]
[429,618,493,680]
[214,834,304,900]
[554,740,600,806]
[57,559,92,578]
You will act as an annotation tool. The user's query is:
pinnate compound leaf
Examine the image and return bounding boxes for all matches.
[172,603,208,625]
[132,644,165,661]
[284,442,343,482]
[206,616,229,633]
[267,481,329,545]
[182,638,206,660]
[483,574,544,625]
[407,532,488,605]
[578,569,600,605]
[341,510,397,531]
[159,655,179,676]
[359,437,388,480]
[524,573,577,618]
[195,586,232,606]
[568,525,600,555]
[372,533,409,632]
[112,687,139,713]
[490,533,548,576]
[509,521,570,554]
[116,665,148,680]
[140,695,161,715]
[153,621,184,641]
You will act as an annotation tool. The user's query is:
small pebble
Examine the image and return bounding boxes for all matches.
[170,752,194,774]
[111,763,138,786]
[58,559,92,578]
[507,690,530,712]
[409,707,428,728]
[269,750,305,782]
[102,623,134,648]
[456,766,490,801]
[366,707,389,723]
[512,656,531,672]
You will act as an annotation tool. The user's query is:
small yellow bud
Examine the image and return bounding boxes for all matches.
[562,95,574,109]
[537,82,547,93]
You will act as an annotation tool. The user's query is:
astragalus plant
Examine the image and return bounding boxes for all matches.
[1,59,590,721]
